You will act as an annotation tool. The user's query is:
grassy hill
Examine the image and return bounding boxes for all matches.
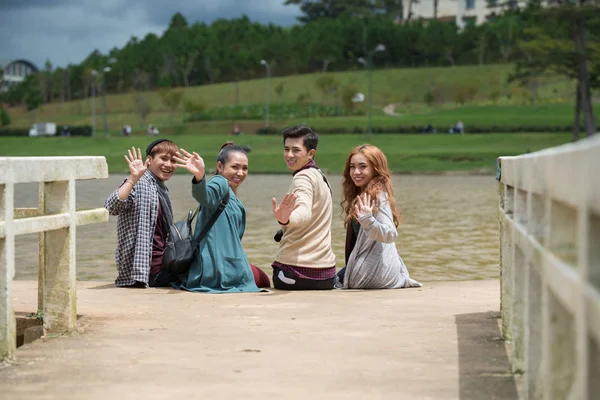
[5,64,577,132]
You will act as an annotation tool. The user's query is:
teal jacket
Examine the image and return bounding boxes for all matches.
[179,175,259,293]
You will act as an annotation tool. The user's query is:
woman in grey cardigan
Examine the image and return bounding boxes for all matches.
[336,144,421,289]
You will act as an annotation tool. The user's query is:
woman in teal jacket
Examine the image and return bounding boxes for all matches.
[174,143,260,293]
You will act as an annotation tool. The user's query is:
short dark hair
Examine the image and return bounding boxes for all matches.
[147,139,177,158]
[282,126,319,152]
[217,141,248,164]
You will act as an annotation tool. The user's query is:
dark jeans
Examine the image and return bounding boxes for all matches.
[149,270,177,288]
[336,267,346,285]
[272,268,334,291]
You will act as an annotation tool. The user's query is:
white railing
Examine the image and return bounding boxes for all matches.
[0,157,109,361]
[498,135,600,400]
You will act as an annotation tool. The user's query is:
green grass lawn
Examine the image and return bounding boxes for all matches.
[286,103,577,130]
[0,132,572,174]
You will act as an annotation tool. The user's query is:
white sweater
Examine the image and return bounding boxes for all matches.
[275,168,336,268]
[343,193,422,289]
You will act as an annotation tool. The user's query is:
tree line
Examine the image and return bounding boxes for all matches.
[0,8,565,103]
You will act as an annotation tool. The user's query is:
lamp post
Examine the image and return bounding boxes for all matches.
[260,59,270,128]
[91,70,97,137]
[102,58,117,137]
[358,44,385,135]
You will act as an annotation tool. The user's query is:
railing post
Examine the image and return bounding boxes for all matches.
[0,182,16,360]
[37,182,45,315]
[41,180,76,334]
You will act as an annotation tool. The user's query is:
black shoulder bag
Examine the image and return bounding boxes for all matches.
[162,190,230,275]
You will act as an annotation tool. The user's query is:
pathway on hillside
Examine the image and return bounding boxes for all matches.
[0,280,520,399]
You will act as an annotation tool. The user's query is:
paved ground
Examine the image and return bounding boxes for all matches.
[0,280,520,400]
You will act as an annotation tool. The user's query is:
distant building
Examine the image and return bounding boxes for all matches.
[0,59,39,92]
[402,0,540,28]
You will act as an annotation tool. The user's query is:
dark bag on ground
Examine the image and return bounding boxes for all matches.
[162,191,230,275]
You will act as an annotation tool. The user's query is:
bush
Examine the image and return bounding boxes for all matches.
[69,125,93,136]
[256,124,572,135]
[0,125,92,137]
[183,98,207,115]
[296,92,311,104]
[186,102,364,123]
[0,128,28,137]
[340,83,360,110]
[424,91,435,107]
[0,107,10,127]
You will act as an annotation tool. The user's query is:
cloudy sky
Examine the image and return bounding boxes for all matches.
[0,0,301,68]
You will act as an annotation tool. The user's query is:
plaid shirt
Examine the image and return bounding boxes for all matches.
[105,171,160,287]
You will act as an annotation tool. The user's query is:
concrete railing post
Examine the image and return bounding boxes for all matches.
[0,182,16,360]
[41,180,77,334]
[498,135,600,400]
[0,156,109,362]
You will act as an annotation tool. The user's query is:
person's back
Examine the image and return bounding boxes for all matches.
[271,126,336,290]
[275,168,335,268]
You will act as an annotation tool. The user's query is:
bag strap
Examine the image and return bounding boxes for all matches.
[191,189,230,247]
[317,169,332,196]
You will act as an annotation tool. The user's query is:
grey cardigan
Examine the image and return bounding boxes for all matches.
[342,193,422,289]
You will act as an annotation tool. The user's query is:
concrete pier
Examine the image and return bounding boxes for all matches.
[0,279,517,400]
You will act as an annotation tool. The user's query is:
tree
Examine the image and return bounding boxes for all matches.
[158,88,184,124]
[511,0,599,139]
[406,0,418,22]
[23,74,43,112]
[134,94,152,128]
[275,82,285,99]
[168,12,188,29]
[41,59,53,103]
[315,75,340,104]
[285,0,405,23]
[487,13,520,62]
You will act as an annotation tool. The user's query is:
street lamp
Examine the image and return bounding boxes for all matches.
[91,70,98,137]
[358,44,385,135]
[260,59,270,128]
[91,59,117,138]
[102,58,117,137]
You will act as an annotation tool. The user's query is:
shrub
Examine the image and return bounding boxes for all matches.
[275,82,285,99]
[296,92,311,104]
[424,91,435,107]
[0,107,10,127]
[256,124,572,135]
[186,103,364,123]
[183,98,207,115]
[452,87,468,106]
[340,83,359,109]
[0,125,92,137]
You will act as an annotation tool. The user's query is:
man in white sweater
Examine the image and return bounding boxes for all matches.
[271,126,336,290]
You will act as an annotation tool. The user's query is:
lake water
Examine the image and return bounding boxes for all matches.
[13,174,499,282]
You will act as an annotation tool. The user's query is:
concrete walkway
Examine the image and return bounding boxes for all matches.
[0,280,520,400]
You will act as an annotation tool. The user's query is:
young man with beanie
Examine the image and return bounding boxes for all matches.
[271,126,336,290]
[105,139,179,288]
